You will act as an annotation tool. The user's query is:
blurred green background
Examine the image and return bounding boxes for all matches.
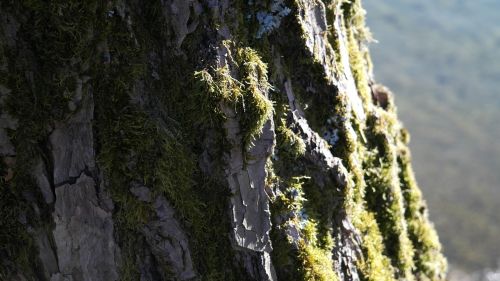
[364,0,500,276]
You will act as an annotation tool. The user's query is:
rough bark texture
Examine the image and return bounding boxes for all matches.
[0,0,447,280]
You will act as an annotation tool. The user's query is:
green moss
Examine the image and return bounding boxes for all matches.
[298,220,337,281]
[235,46,275,146]
[270,176,338,281]
[329,93,397,281]
[273,1,340,131]
[94,11,253,280]
[194,43,273,151]
[328,2,434,280]
[194,67,243,125]
[341,0,372,43]
[270,99,340,281]
[363,111,415,279]
[347,27,372,110]
[269,1,447,279]
[89,8,149,280]
[92,6,213,278]
[276,123,306,159]
[0,1,103,277]
[96,109,199,226]
[275,104,306,159]
[398,143,447,280]
[270,2,410,278]
[355,211,396,281]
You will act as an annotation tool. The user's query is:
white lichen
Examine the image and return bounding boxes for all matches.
[323,128,339,146]
[255,0,291,38]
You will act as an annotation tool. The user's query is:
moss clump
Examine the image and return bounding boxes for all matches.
[195,43,273,150]
[96,106,198,224]
[276,123,306,159]
[298,220,337,281]
[341,0,372,43]
[194,67,243,124]
[235,46,275,146]
[270,176,338,281]
[275,104,306,159]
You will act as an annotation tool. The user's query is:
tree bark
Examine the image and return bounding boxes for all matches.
[0,0,447,280]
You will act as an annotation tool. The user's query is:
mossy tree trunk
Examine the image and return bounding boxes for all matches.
[0,0,447,280]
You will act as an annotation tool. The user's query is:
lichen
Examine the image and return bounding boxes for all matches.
[322,119,340,146]
[254,0,292,38]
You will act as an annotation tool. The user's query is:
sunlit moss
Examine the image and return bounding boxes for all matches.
[236,46,275,147]
[355,210,396,281]
[342,0,372,43]
[298,220,337,281]
[195,43,273,151]
[277,123,307,159]
[347,27,372,110]
[364,109,415,279]
[270,0,447,279]
[270,175,339,281]
[275,104,306,159]
[398,143,447,280]
[333,97,397,281]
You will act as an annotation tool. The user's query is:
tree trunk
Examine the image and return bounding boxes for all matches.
[0,0,447,280]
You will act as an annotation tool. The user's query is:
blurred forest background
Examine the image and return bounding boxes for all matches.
[364,0,500,278]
